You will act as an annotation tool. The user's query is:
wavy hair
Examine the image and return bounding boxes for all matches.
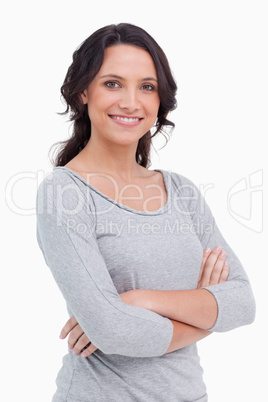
[50,23,177,168]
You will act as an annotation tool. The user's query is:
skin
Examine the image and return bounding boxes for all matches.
[60,246,229,357]
[60,44,230,358]
[66,44,161,183]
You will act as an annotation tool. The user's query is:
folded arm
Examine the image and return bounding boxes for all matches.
[36,170,173,358]
[61,245,227,357]
[122,245,228,330]
[61,314,212,358]
[123,175,256,337]
[166,172,256,333]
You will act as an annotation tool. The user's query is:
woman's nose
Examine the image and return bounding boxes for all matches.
[118,89,140,111]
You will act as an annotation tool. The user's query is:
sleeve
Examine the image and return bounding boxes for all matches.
[172,172,256,332]
[35,170,174,357]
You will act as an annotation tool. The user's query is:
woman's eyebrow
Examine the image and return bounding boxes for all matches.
[100,74,124,80]
[142,77,158,82]
[99,74,158,82]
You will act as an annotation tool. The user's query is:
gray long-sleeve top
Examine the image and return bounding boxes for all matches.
[36,166,256,402]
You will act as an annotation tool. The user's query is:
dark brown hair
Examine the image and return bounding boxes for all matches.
[49,23,177,168]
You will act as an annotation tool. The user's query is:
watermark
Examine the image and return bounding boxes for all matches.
[5,170,46,216]
[65,217,214,238]
[5,168,264,232]
[227,169,263,233]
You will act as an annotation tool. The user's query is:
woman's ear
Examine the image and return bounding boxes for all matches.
[80,90,88,105]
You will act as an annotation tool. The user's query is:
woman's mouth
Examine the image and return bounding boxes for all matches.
[109,115,143,126]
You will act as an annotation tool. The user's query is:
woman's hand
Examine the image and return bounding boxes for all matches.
[197,245,229,288]
[60,316,98,358]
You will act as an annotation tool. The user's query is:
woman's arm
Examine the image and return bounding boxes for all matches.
[121,246,228,330]
[164,321,211,354]
[36,169,173,358]
[124,288,217,330]
[120,170,257,335]
[60,246,225,357]
[60,315,212,358]
[167,172,256,333]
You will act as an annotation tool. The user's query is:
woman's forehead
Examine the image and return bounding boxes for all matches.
[98,45,157,78]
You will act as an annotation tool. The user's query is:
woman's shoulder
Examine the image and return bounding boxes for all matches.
[36,166,94,210]
[160,168,199,193]
[39,166,90,188]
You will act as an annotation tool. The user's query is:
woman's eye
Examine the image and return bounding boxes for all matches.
[105,82,120,88]
[141,84,155,91]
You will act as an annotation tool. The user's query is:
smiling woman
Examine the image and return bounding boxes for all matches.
[79,45,161,148]
[50,23,177,170]
[36,23,255,402]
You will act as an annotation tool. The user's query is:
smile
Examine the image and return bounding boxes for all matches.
[109,115,142,122]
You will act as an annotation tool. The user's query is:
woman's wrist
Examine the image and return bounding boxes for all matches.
[121,288,218,330]
[120,289,152,310]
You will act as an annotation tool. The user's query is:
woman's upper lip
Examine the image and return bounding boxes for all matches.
[109,114,143,119]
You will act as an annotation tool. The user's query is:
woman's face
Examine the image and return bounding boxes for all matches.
[82,44,160,147]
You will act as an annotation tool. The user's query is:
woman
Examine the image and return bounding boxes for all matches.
[36,23,256,401]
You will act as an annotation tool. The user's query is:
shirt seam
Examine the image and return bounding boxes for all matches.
[53,167,171,216]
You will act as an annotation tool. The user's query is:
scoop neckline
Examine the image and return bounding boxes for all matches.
[53,166,171,216]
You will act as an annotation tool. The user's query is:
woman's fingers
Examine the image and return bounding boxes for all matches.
[219,261,229,283]
[198,246,222,287]
[80,342,98,358]
[60,316,78,339]
[209,249,227,285]
[67,324,85,350]
[198,246,229,288]
[72,332,98,357]
[197,247,211,284]
[60,316,98,357]
[72,332,91,354]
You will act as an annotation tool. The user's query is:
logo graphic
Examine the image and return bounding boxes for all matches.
[227,170,263,233]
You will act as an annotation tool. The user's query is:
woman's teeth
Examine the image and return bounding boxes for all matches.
[110,116,140,122]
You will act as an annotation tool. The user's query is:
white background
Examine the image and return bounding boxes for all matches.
[1,0,267,401]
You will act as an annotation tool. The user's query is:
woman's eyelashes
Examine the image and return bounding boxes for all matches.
[104,81,156,91]
[105,81,120,88]
[140,84,155,91]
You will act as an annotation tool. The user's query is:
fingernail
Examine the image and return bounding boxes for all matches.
[73,350,78,355]
[220,250,225,256]
[81,352,87,358]
[59,332,64,339]
[204,247,210,253]
[215,245,221,251]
